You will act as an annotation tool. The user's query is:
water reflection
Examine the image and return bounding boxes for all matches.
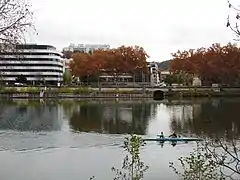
[0,98,239,137]
[0,100,63,131]
[168,98,240,138]
[157,141,179,148]
[68,102,155,135]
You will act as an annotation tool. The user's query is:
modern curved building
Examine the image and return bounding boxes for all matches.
[0,44,63,85]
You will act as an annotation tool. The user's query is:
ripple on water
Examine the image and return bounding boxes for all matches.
[0,130,128,153]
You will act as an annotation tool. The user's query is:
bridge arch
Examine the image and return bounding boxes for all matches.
[153,90,164,100]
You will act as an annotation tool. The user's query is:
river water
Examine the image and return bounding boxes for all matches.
[0,98,239,180]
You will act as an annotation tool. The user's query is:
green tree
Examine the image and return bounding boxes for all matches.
[63,70,72,84]
[164,73,183,85]
[164,74,175,86]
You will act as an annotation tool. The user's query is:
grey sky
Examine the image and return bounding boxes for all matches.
[27,0,236,61]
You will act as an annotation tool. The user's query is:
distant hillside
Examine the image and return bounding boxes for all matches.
[157,60,172,71]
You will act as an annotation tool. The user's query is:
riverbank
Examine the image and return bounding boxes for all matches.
[0,93,152,99]
[0,87,152,98]
[1,86,240,99]
[165,90,240,97]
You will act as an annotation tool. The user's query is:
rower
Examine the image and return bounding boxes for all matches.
[169,132,178,138]
[159,132,164,138]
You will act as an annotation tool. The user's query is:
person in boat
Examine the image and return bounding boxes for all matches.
[159,132,164,138]
[169,132,178,138]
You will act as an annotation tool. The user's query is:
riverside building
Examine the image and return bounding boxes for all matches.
[63,43,110,53]
[0,44,63,85]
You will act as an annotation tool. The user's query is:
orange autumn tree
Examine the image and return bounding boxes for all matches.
[69,45,149,83]
[171,43,240,85]
[100,46,149,74]
[70,53,95,77]
[114,45,149,74]
[107,46,149,83]
[69,50,107,84]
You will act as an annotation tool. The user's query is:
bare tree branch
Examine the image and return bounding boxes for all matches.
[203,137,240,179]
[227,0,240,41]
[0,0,34,52]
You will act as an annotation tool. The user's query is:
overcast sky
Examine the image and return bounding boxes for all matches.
[27,0,236,62]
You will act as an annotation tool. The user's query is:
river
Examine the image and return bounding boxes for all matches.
[0,98,239,180]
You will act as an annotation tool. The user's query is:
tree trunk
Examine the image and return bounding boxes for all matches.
[133,73,135,88]
[98,76,101,92]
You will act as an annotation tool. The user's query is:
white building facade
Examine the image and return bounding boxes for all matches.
[63,58,72,73]
[147,62,160,86]
[0,44,63,85]
[63,43,110,53]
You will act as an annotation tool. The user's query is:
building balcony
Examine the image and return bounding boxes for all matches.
[0,55,63,60]
[0,66,63,71]
[0,60,63,66]
[3,77,63,81]
[2,71,63,76]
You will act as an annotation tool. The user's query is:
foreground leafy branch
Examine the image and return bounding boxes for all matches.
[91,135,240,180]
[169,143,225,180]
[90,134,148,180]
[112,134,149,180]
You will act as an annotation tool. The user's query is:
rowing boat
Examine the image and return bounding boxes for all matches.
[143,137,203,142]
